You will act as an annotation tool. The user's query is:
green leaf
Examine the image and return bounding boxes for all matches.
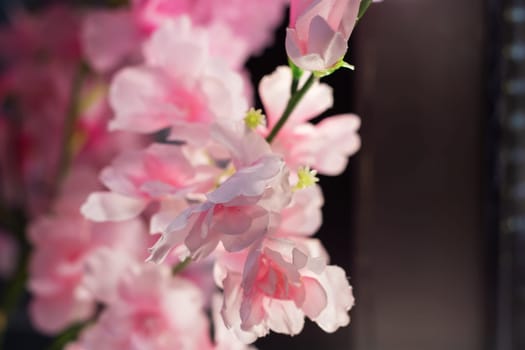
[358,0,373,20]
[313,59,355,78]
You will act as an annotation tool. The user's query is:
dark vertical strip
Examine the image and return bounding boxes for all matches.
[498,2,525,349]
[485,1,503,350]
[352,1,488,349]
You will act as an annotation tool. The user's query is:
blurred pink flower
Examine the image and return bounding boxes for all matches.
[82,0,287,72]
[71,262,212,350]
[260,66,361,175]
[108,18,247,139]
[286,0,360,71]
[28,167,148,334]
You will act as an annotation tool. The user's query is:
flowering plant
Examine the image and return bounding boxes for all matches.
[0,0,380,348]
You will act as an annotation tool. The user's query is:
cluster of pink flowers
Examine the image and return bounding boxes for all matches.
[0,0,379,348]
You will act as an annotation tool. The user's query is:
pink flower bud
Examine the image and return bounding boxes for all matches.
[286,0,361,71]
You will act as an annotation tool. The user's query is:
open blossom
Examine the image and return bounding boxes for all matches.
[108,17,247,140]
[148,122,291,262]
[133,0,287,57]
[260,66,360,175]
[215,238,354,343]
[83,0,287,72]
[71,262,212,350]
[286,0,361,71]
[81,143,218,223]
[72,257,257,350]
[28,167,148,334]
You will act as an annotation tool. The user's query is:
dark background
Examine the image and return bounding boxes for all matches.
[1,0,522,349]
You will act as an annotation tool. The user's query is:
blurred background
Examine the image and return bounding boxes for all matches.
[0,0,522,349]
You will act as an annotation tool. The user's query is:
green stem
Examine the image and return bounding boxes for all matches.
[290,76,300,95]
[358,0,373,20]
[57,63,89,183]
[0,210,28,350]
[172,257,192,275]
[46,322,87,350]
[266,74,316,143]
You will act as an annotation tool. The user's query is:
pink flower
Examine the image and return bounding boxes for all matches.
[108,18,247,139]
[81,143,218,223]
[216,238,354,342]
[260,66,360,175]
[82,0,287,72]
[286,0,361,71]
[0,230,17,278]
[28,167,148,334]
[148,122,291,262]
[71,262,212,350]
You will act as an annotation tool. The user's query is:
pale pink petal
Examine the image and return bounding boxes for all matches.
[81,192,148,222]
[109,66,179,133]
[278,185,324,237]
[263,299,305,336]
[307,15,348,69]
[150,199,188,234]
[221,273,266,343]
[212,294,257,350]
[207,156,282,203]
[148,204,210,263]
[301,276,327,318]
[339,0,361,38]
[143,17,208,80]
[311,114,361,175]
[30,295,94,334]
[310,265,354,332]
[82,248,133,304]
[210,122,272,168]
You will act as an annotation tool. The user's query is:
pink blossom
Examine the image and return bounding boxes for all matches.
[132,0,287,57]
[286,0,361,71]
[28,167,148,334]
[108,18,247,139]
[82,0,287,72]
[216,238,354,342]
[260,66,361,175]
[81,143,218,222]
[71,262,212,350]
[148,122,291,262]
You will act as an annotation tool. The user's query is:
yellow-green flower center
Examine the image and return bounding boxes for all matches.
[244,108,266,130]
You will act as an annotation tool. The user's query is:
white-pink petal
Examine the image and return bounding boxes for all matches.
[81,192,148,222]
